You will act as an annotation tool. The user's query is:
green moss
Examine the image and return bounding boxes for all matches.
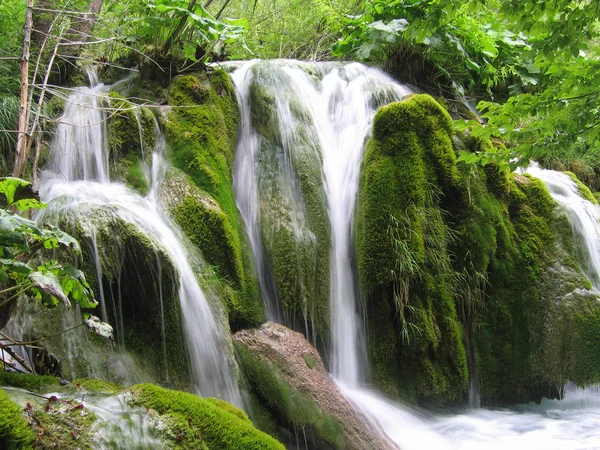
[248,63,331,343]
[72,378,124,395]
[302,354,316,369]
[41,205,190,387]
[204,397,250,422]
[0,372,60,392]
[565,171,598,204]
[129,383,285,450]
[165,71,264,330]
[107,93,156,162]
[235,344,344,449]
[356,94,467,404]
[0,388,34,449]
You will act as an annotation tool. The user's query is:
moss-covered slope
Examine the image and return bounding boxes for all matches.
[164,70,264,330]
[355,94,600,405]
[1,374,283,450]
[245,62,331,345]
[355,94,467,404]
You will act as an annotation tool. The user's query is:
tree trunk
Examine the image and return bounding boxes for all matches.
[13,0,34,179]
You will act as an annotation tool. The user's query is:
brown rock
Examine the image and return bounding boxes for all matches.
[234,322,399,450]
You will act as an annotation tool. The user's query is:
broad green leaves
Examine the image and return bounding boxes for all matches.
[333,0,537,93]
[0,177,46,211]
[131,0,246,62]
[0,177,97,313]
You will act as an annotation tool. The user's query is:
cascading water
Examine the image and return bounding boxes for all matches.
[232,59,409,382]
[525,163,600,289]
[34,72,241,404]
[232,61,600,448]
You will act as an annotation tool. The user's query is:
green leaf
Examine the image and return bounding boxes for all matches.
[29,271,71,310]
[0,177,46,211]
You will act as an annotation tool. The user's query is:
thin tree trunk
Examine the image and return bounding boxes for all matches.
[13,0,34,179]
[215,0,231,19]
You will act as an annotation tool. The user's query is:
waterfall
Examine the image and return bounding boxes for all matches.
[35,73,241,404]
[525,163,600,289]
[232,60,409,383]
[231,61,600,448]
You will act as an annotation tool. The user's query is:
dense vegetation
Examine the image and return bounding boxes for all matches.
[2,0,600,447]
[1,0,599,176]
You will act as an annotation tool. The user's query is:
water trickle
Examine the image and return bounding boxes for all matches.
[35,74,241,404]
[525,163,600,290]
[232,60,409,383]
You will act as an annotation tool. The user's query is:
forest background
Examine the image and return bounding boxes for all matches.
[0,0,599,183]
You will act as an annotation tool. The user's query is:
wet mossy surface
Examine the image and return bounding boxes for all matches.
[1,375,282,450]
[356,94,600,405]
[129,383,285,449]
[247,62,331,346]
[356,94,467,404]
[235,343,344,449]
[0,388,34,450]
[164,70,265,331]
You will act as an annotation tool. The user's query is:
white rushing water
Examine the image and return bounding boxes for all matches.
[36,73,241,404]
[232,59,409,384]
[343,383,600,450]
[525,163,600,289]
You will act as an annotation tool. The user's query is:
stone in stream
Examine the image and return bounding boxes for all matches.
[234,322,399,450]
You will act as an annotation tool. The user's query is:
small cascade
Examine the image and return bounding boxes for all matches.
[232,60,409,381]
[525,163,600,289]
[31,73,241,404]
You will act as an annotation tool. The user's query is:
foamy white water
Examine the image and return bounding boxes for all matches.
[525,163,600,289]
[343,384,600,450]
[36,73,240,404]
[232,59,410,384]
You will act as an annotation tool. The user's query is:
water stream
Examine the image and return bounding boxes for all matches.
[231,61,600,449]
[35,73,241,404]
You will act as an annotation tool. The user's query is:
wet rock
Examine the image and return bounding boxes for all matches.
[234,322,398,450]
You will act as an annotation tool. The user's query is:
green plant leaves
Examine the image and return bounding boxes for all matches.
[29,270,71,310]
[0,177,47,211]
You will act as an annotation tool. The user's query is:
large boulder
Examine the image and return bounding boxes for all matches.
[234,323,398,450]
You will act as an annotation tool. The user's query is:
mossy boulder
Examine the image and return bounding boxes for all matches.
[234,323,397,450]
[245,62,331,345]
[1,376,282,449]
[105,92,157,195]
[163,70,264,331]
[355,94,467,404]
[129,383,284,449]
[160,166,264,330]
[27,200,189,388]
[0,388,34,449]
[443,135,600,403]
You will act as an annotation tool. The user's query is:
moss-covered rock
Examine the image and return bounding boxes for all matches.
[163,70,264,331]
[0,371,60,393]
[355,94,467,404]
[0,388,34,449]
[26,200,189,388]
[105,92,156,195]
[128,383,284,449]
[2,376,281,450]
[234,323,397,450]
[245,62,331,345]
[445,137,600,404]
[564,171,598,204]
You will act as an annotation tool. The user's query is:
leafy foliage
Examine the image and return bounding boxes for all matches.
[333,0,537,93]
[0,177,96,312]
[108,0,247,64]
